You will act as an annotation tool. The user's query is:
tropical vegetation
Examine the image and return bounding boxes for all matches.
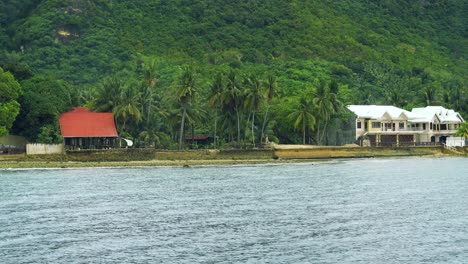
[455,122,468,138]
[0,67,22,136]
[0,1,466,147]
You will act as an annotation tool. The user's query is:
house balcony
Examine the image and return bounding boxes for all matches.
[424,129,458,134]
[375,128,424,133]
[358,127,458,135]
[375,141,443,147]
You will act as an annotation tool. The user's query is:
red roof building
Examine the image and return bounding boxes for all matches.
[59,108,119,149]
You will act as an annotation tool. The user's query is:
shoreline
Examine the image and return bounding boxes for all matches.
[0,159,307,169]
[0,154,461,170]
[1,145,465,169]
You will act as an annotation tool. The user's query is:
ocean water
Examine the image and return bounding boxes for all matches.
[1,157,467,263]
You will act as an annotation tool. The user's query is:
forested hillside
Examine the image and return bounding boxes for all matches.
[1,0,467,146]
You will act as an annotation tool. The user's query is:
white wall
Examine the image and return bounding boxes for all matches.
[26,144,64,155]
[445,137,465,147]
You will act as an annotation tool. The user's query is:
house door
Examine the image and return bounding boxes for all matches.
[439,136,447,144]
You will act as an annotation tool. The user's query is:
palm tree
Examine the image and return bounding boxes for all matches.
[261,75,278,144]
[113,85,142,131]
[223,70,243,146]
[138,83,162,127]
[93,77,124,112]
[455,122,468,138]
[287,97,316,144]
[244,74,265,147]
[423,85,438,106]
[138,130,160,148]
[313,84,333,144]
[177,65,197,150]
[142,59,158,89]
[443,85,466,115]
[185,103,208,147]
[208,72,225,148]
[313,80,343,145]
[139,60,159,126]
[384,78,408,107]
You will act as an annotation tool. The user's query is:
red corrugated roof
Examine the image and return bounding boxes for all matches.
[59,108,118,138]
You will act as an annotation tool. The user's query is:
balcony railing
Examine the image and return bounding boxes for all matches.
[365,128,457,132]
[374,142,442,147]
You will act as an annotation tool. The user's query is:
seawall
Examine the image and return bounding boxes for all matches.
[8,148,275,163]
[273,146,452,159]
[0,146,466,168]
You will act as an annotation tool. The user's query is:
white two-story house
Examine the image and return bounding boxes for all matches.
[347,105,464,146]
[410,106,464,143]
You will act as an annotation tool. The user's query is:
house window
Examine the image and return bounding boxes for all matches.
[372,122,381,129]
[399,122,404,129]
[357,121,362,129]
[440,124,447,130]
[423,123,426,130]
[430,123,433,130]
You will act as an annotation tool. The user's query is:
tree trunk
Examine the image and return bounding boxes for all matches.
[316,119,320,145]
[320,120,329,145]
[303,118,306,145]
[146,97,152,126]
[252,111,256,147]
[261,106,270,144]
[244,112,251,147]
[122,118,127,132]
[191,124,195,147]
[236,109,241,147]
[178,107,187,150]
[213,110,217,149]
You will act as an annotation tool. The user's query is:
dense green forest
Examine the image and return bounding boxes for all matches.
[1,0,467,147]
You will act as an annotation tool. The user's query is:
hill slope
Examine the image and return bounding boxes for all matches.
[0,0,467,145]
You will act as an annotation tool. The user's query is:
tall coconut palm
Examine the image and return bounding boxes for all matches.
[261,75,278,144]
[223,70,242,145]
[208,72,225,148]
[244,74,265,147]
[185,103,208,146]
[138,83,162,127]
[139,60,159,126]
[313,80,343,145]
[177,65,197,150]
[288,97,316,144]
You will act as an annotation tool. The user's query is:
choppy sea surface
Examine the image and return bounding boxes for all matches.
[1,157,467,263]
